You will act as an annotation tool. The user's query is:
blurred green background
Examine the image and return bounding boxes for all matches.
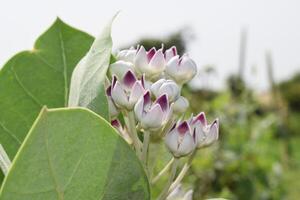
[126,30,300,200]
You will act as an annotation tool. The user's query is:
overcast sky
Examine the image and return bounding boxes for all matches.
[0,0,300,91]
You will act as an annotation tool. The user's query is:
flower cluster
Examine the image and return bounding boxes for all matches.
[106,45,220,199]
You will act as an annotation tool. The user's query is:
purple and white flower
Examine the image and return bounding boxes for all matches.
[134,46,165,79]
[165,121,197,157]
[192,112,219,148]
[134,91,172,131]
[150,79,180,102]
[165,55,197,85]
[111,70,146,110]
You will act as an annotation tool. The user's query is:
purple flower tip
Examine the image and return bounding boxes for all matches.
[171,46,177,56]
[111,119,121,128]
[123,70,136,88]
[143,91,151,105]
[155,94,168,111]
[178,121,189,135]
[106,85,112,96]
[147,47,156,62]
[194,112,206,126]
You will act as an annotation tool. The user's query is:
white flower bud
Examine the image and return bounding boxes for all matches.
[117,47,137,63]
[172,96,189,114]
[134,91,172,131]
[165,55,197,85]
[109,60,135,80]
[111,70,146,110]
[151,79,180,102]
[165,121,197,157]
[134,46,166,79]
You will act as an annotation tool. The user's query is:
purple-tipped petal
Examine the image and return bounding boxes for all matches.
[149,49,165,72]
[143,91,151,107]
[147,47,156,62]
[155,94,168,112]
[177,121,189,136]
[193,112,207,126]
[171,46,177,56]
[122,70,136,88]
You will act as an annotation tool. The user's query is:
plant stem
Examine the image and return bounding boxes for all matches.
[0,144,11,175]
[125,111,142,157]
[169,151,197,193]
[157,158,179,200]
[151,157,174,184]
[141,131,151,166]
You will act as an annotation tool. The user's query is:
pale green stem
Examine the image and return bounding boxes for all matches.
[141,131,151,166]
[125,111,142,157]
[157,158,179,200]
[0,144,11,175]
[151,157,174,185]
[169,151,197,193]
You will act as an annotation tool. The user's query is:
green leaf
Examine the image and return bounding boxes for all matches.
[0,107,150,200]
[68,13,119,120]
[0,19,94,161]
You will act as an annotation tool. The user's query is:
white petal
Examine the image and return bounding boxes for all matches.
[142,104,164,129]
[110,61,135,80]
[165,46,177,62]
[158,80,180,102]
[150,79,165,97]
[165,56,180,80]
[149,49,166,74]
[134,96,144,122]
[128,82,145,108]
[179,55,197,83]
[165,129,180,156]
[177,132,195,157]
[134,46,149,74]
[111,82,129,108]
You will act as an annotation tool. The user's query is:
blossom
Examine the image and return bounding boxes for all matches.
[192,112,219,148]
[165,121,197,157]
[134,91,172,131]
[165,55,197,85]
[111,70,145,110]
[134,46,165,79]
[150,79,180,102]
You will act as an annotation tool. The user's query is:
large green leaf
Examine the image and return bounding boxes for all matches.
[0,107,150,200]
[0,19,94,161]
[68,14,118,120]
